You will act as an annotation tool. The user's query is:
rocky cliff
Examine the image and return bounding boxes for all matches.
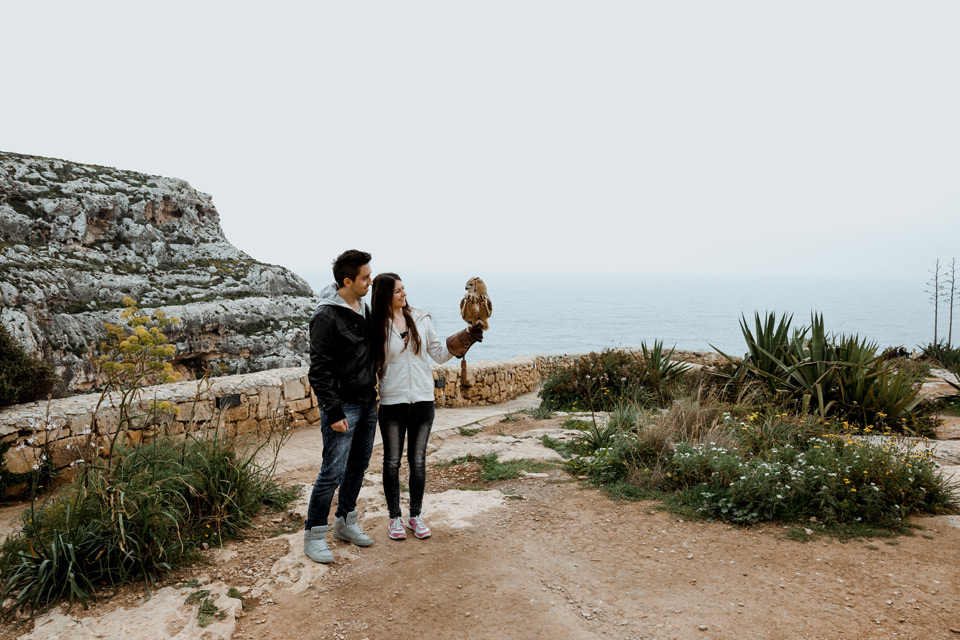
[0,151,317,393]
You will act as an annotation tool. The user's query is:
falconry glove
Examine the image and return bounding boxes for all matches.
[446,325,483,358]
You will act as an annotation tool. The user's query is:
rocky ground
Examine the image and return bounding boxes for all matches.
[2,407,959,640]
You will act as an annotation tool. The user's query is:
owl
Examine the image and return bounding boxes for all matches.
[460,276,492,331]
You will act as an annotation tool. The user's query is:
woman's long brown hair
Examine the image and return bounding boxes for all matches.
[370,273,421,377]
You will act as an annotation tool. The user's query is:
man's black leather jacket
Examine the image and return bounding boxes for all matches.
[308,303,377,425]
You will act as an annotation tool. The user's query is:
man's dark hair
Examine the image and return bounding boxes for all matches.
[332,250,372,288]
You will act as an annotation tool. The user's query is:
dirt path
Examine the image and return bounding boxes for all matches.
[241,417,960,640]
[5,412,960,640]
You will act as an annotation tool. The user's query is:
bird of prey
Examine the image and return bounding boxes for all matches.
[460,277,492,331]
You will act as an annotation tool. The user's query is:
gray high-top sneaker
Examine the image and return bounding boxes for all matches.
[304,525,334,563]
[333,510,373,547]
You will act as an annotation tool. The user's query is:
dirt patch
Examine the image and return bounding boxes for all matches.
[4,413,960,640]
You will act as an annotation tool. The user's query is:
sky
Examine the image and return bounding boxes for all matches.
[3,2,959,280]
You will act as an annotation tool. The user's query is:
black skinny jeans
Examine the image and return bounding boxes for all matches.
[379,401,435,519]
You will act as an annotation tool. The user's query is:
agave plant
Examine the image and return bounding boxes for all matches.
[641,340,689,381]
[719,312,924,425]
[715,312,798,395]
[637,340,689,404]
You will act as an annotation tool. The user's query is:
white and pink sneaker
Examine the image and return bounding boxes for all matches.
[405,515,431,539]
[388,517,406,540]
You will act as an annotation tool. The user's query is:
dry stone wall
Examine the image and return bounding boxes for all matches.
[0,348,721,478]
[0,355,569,476]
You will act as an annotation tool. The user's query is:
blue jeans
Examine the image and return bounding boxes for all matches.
[304,400,378,529]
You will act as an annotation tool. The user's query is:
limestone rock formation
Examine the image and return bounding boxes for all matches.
[0,151,317,393]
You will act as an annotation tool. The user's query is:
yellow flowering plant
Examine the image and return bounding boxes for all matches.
[92,297,182,452]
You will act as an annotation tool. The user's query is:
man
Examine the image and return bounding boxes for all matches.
[303,250,378,563]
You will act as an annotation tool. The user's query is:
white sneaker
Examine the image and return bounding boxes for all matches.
[388,517,407,540]
[333,510,373,547]
[405,515,431,539]
[304,526,334,563]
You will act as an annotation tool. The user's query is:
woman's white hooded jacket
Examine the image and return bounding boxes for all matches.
[379,308,454,405]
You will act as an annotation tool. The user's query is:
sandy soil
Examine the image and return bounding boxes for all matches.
[4,413,960,640]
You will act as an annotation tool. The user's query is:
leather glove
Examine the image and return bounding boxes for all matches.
[467,324,483,342]
[446,325,483,358]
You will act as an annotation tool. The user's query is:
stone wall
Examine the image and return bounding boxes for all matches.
[0,355,570,475]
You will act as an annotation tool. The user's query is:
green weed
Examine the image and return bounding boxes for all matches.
[185,590,211,605]
[197,596,225,627]
[227,586,252,611]
[435,454,553,482]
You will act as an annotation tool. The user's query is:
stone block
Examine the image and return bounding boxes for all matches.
[125,429,155,447]
[304,407,322,424]
[223,403,249,422]
[282,378,305,400]
[237,418,260,434]
[93,408,122,435]
[159,422,185,436]
[177,400,215,423]
[3,445,41,475]
[21,428,58,447]
[287,398,313,413]
[67,412,93,434]
[257,387,282,420]
[50,435,86,468]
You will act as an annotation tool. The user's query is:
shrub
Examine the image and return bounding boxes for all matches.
[886,356,931,380]
[922,341,960,370]
[718,312,925,431]
[0,325,59,407]
[730,410,833,454]
[671,430,956,526]
[564,404,675,486]
[93,297,181,436]
[0,297,297,620]
[0,427,297,619]
[539,342,689,411]
[555,400,957,529]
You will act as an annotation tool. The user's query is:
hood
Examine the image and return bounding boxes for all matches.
[310,283,367,319]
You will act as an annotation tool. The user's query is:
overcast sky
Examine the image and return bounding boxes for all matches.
[3,2,958,279]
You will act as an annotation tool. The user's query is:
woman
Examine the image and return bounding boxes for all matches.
[370,273,454,540]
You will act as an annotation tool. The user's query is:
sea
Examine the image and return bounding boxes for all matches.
[299,272,942,362]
